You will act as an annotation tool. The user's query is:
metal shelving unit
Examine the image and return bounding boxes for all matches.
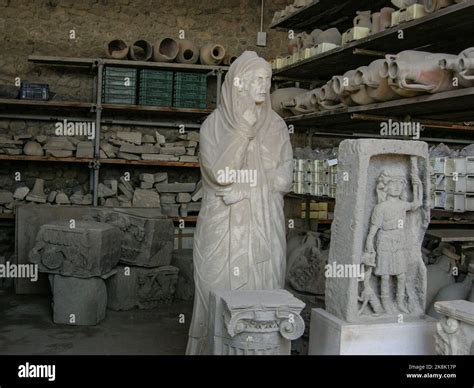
[270,0,391,32]
[0,55,228,213]
[273,1,474,222]
[274,1,474,80]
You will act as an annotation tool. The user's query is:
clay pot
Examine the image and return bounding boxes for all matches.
[387,50,458,94]
[314,28,342,45]
[354,59,399,102]
[104,39,129,59]
[318,80,346,110]
[293,91,319,114]
[288,38,299,54]
[371,12,381,34]
[392,0,418,8]
[424,0,454,13]
[222,54,237,66]
[354,10,372,29]
[379,7,395,31]
[440,47,474,87]
[176,40,199,64]
[344,66,376,105]
[152,38,179,63]
[128,40,153,61]
[296,32,314,50]
[200,43,226,65]
[270,87,308,117]
[310,29,323,43]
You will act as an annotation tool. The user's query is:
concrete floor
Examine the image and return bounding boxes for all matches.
[0,291,193,355]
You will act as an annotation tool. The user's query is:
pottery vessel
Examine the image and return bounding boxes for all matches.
[389,50,458,94]
[314,28,342,45]
[380,7,395,31]
[354,10,372,29]
[128,40,153,61]
[354,59,399,101]
[104,39,129,59]
[200,43,226,65]
[440,47,474,87]
[152,38,179,63]
[371,12,381,34]
[424,0,454,12]
[176,40,199,64]
[270,87,308,117]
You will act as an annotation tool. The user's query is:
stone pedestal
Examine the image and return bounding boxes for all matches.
[435,300,474,355]
[49,274,108,326]
[208,289,305,355]
[308,308,436,355]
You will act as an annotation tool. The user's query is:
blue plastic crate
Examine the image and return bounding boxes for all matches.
[19,82,49,100]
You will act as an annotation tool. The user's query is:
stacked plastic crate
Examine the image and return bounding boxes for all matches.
[292,158,337,198]
[430,157,474,212]
[173,72,207,109]
[102,67,137,104]
[138,69,173,106]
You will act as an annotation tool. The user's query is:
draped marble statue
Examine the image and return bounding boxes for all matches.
[186,51,293,354]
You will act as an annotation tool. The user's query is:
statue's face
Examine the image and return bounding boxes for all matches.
[247,68,271,104]
[387,178,404,197]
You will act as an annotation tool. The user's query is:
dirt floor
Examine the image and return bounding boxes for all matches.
[0,291,193,355]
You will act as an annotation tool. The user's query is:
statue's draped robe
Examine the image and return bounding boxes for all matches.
[186,51,293,354]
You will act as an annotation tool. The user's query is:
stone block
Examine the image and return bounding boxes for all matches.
[179,156,199,163]
[120,144,159,154]
[132,189,160,208]
[308,308,436,355]
[29,220,122,277]
[156,182,196,193]
[13,186,29,200]
[141,154,178,161]
[161,204,180,216]
[116,131,142,145]
[23,141,44,156]
[46,150,73,158]
[142,134,156,143]
[176,193,191,203]
[154,172,168,183]
[160,193,176,204]
[160,146,186,155]
[50,274,107,325]
[171,249,194,301]
[140,181,153,189]
[91,209,174,267]
[155,131,166,144]
[106,265,179,310]
[55,192,70,204]
[139,173,155,183]
[97,183,115,198]
[117,151,140,160]
[43,137,76,151]
[76,141,94,158]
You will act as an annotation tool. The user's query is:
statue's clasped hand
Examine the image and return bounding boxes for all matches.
[216,187,247,206]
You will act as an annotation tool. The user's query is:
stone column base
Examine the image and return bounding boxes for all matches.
[308,308,437,355]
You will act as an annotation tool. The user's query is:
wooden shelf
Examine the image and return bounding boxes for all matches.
[28,55,229,73]
[270,0,390,32]
[0,155,92,164]
[273,2,474,80]
[0,213,15,220]
[284,87,474,137]
[0,98,93,111]
[0,155,199,168]
[101,103,212,120]
[100,158,199,168]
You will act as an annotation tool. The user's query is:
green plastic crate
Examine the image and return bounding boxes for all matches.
[173,72,207,108]
[102,67,137,104]
[140,69,173,82]
[138,95,173,106]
